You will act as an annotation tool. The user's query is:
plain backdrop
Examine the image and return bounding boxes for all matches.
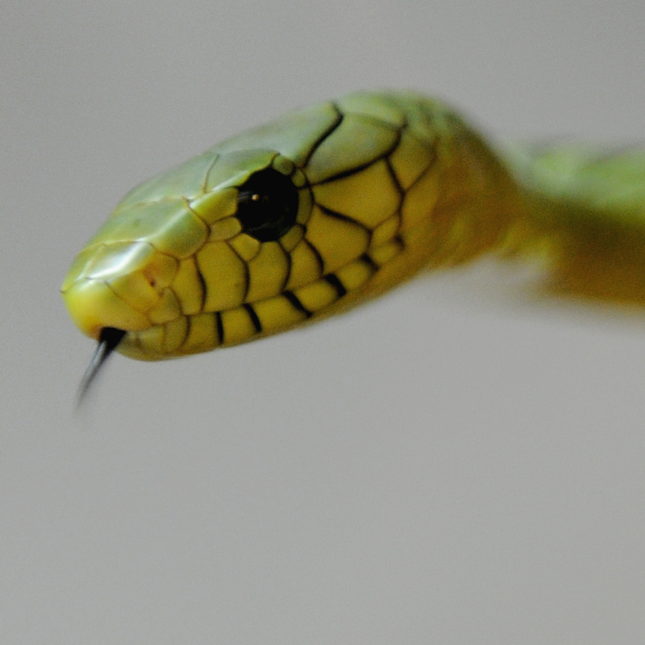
[2,2,645,643]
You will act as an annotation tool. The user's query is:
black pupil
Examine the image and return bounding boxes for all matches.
[236,167,298,242]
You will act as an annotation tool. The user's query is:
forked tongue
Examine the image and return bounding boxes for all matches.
[76,327,126,406]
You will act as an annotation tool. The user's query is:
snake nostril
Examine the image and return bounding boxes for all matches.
[142,268,161,290]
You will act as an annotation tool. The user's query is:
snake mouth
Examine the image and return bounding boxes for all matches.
[77,326,127,405]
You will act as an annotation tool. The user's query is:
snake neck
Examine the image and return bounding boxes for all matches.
[415,116,529,269]
[500,143,645,304]
[429,126,645,305]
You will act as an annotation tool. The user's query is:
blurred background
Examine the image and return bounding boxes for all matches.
[2,1,645,643]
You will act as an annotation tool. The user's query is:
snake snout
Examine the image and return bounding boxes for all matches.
[62,277,152,339]
[61,241,179,340]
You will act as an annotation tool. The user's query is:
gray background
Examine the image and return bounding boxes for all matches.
[2,1,645,643]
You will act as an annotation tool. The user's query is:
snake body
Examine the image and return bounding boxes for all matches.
[62,90,645,371]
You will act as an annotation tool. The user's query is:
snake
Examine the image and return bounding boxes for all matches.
[61,90,645,398]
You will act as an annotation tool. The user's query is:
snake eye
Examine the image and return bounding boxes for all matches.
[236,167,299,242]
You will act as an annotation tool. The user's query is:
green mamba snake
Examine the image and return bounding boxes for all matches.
[61,90,645,396]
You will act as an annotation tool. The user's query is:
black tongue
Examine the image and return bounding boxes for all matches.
[76,327,126,406]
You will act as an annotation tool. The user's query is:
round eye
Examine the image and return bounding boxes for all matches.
[236,167,299,242]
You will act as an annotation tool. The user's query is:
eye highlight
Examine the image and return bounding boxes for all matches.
[236,167,299,242]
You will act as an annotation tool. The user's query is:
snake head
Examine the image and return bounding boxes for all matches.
[63,91,446,391]
[60,149,319,360]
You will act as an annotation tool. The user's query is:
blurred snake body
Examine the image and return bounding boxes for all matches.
[61,91,645,386]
